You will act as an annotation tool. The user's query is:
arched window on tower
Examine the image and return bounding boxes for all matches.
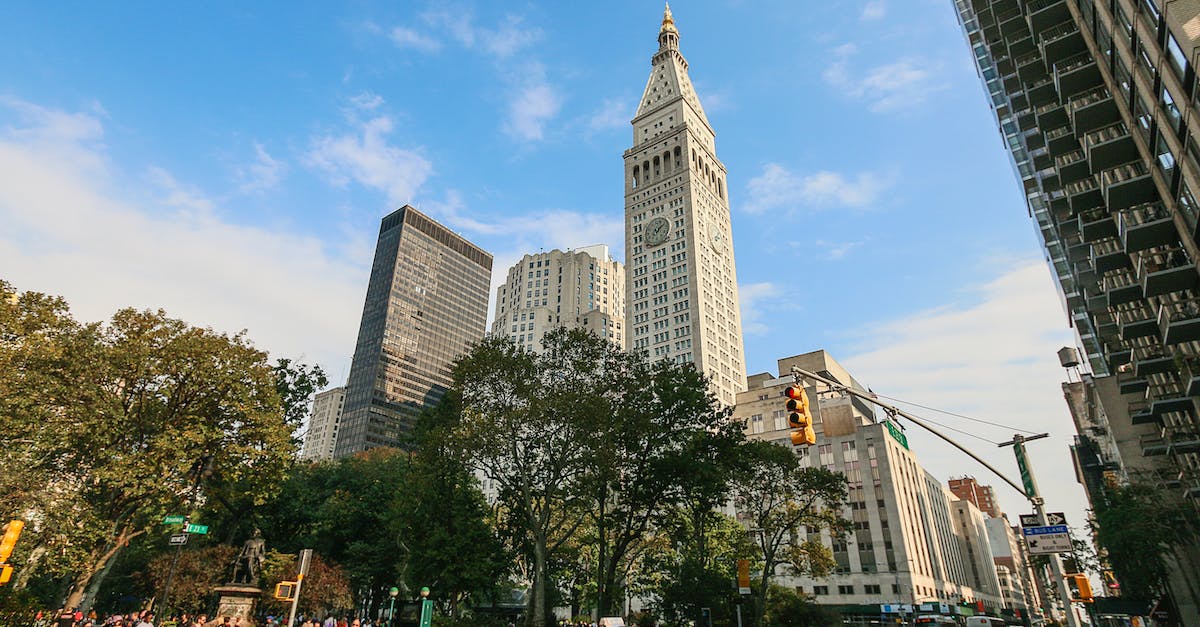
[674,146,682,170]
[653,156,661,177]
[632,165,640,189]
[663,150,672,175]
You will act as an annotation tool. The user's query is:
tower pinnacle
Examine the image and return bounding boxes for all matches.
[658,2,679,50]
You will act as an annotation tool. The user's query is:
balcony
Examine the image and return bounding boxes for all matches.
[1055,149,1090,184]
[1115,302,1159,340]
[1102,161,1158,211]
[1129,399,1155,424]
[1035,100,1068,129]
[1141,432,1169,456]
[1084,123,1138,173]
[1017,51,1048,83]
[1008,33,1037,58]
[1135,353,1175,377]
[1078,209,1117,242]
[1017,106,1038,132]
[1180,356,1200,397]
[1117,203,1176,252]
[1158,298,1200,345]
[999,8,1029,38]
[1138,248,1197,298]
[1055,52,1102,100]
[1150,383,1193,418]
[1121,372,1150,394]
[1066,177,1103,212]
[1070,86,1120,135]
[1030,145,1054,171]
[1026,77,1058,107]
[1091,237,1132,274]
[1040,21,1085,64]
[1103,269,1144,307]
[1165,426,1200,454]
[1027,0,1069,34]
[1045,124,1079,154]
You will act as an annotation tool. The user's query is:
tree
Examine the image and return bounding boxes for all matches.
[145,545,239,615]
[0,281,298,610]
[760,584,839,627]
[647,512,757,626]
[398,395,510,617]
[443,330,596,626]
[259,551,354,619]
[1092,481,1200,602]
[733,441,849,627]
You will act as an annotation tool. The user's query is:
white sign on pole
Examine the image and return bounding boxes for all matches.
[1022,524,1072,554]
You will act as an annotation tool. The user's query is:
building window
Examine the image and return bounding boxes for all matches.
[812,586,828,596]
[837,585,854,595]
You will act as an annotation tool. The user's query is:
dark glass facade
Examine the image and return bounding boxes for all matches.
[333,205,492,456]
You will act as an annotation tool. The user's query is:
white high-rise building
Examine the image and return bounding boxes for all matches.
[492,245,625,353]
[623,5,746,405]
[300,386,346,462]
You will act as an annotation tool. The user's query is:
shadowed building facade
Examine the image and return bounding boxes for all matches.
[334,205,492,457]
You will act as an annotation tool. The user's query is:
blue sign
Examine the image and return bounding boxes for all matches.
[1022,525,1068,536]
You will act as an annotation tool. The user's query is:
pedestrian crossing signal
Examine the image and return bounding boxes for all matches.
[275,581,298,600]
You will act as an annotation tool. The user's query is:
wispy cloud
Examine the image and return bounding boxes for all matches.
[504,63,561,142]
[823,43,945,112]
[739,282,779,336]
[585,97,629,134]
[742,163,890,214]
[815,239,865,260]
[236,143,286,194]
[861,1,886,20]
[0,97,364,376]
[390,26,441,53]
[420,10,542,58]
[304,97,433,205]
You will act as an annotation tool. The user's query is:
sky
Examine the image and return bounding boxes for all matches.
[0,1,1090,532]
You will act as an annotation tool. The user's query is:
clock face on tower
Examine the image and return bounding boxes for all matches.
[646,216,670,246]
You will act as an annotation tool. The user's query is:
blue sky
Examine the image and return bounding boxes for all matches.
[0,1,1089,528]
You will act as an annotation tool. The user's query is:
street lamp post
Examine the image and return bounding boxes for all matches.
[388,587,399,627]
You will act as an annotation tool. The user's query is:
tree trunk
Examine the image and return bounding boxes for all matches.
[80,542,125,615]
[12,544,46,590]
[530,537,547,627]
[754,549,775,627]
[65,529,141,610]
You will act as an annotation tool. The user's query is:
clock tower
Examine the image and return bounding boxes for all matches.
[623,4,746,406]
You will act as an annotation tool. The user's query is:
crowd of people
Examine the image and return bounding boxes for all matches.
[32,610,412,627]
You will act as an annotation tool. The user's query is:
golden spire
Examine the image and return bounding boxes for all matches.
[660,2,677,34]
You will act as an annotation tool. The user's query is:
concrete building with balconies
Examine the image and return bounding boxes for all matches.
[953,0,1200,616]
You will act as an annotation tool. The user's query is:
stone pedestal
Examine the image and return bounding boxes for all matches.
[213,584,261,627]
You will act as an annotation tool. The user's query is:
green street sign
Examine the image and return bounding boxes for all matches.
[883,420,909,450]
[1014,444,1036,498]
[184,523,209,535]
[162,515,185,525]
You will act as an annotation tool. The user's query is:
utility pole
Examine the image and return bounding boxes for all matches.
[286,549,312,627]
[999,434,1080,627]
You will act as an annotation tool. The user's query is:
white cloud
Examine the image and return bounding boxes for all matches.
[236,143,286,194]
[585,98,629,134]
[814,239,864,260]
[390,26,441,53]
[823,44,945,113]
[0,98,364,377]
[742,163,889,214]
[840,260,1087,525]
[305,110,433,205]
[348,92,384,111]
[739,282,778,336]
[861,1,886,20]
[420,10,541,59]
[505,73,562,142]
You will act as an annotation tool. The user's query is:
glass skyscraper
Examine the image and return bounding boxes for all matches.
[333,205,492,456]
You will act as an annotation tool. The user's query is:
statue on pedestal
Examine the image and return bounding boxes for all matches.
[230,529,266,585]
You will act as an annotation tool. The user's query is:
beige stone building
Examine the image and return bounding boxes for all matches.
[623,6,746,405]
[492,244,625,352]
[300,386,345,462]
[734,350,1004,614]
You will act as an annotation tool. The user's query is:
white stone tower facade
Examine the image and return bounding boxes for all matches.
[493,244,625,353]
[623,4,746,405]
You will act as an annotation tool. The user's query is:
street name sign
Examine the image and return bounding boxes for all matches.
[184,523,209,535]
[1013,445,1036,497]
[1022,524,1071,554]
[883,420,909,450]
[162,515,185,525]
[168,533,188,546]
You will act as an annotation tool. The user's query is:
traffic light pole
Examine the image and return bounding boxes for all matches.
[790,367,1081,627]
[999,434,1080,627]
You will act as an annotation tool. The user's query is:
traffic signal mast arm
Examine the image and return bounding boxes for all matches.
[788,366,1031,503]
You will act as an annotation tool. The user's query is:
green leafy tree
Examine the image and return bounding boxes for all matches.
[144,545,239,615]
[259,551,354,619]
[399,394,510,616]
[760,584,839,627]
[0,281,298,611]
[647,512,757,626]
[1092,481,1200,601]
[733,441,849,627]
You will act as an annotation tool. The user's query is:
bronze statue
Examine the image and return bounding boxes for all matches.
[230,529,266,585]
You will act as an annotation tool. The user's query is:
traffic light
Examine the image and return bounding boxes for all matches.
[785,386,816,446]
[0,565,11,585]
[1068,573,1093,602]
[275,581,298,600]
[0,520,24,564]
